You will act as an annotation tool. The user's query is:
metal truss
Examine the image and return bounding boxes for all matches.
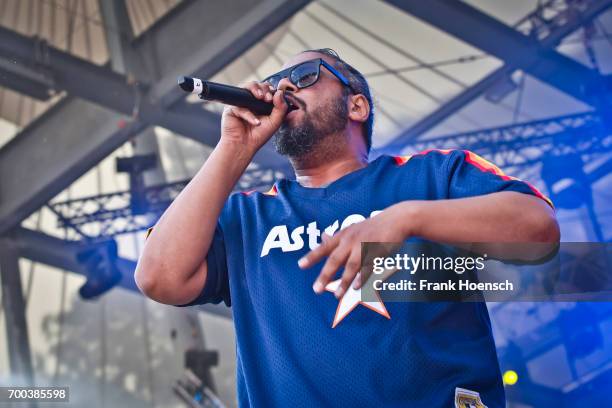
[382,0,612,149]
[0,0,306,235]
[515,0,603,40]
[46,167,283,241]
[390,111,611,172]
[48,111,611,241]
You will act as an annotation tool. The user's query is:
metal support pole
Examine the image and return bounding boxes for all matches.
[0,234,36,393]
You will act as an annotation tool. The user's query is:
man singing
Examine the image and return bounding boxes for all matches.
[135,48,559,407]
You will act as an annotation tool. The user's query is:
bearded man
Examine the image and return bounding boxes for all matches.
[135,48,559,407]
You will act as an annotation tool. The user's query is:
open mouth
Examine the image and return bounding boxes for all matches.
[284,95,301,113]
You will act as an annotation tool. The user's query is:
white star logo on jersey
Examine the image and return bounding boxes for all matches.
[325,278,391,328]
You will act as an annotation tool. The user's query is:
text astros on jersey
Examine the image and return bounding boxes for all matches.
[179,149,554,407]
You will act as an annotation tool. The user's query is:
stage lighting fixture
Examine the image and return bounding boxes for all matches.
[503,370,518,386]
[75,239,122,300]
[185,348,219,391]
[173,369,226,408]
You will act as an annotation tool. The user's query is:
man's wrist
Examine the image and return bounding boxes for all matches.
[390,200,424,239]
[215,140,256,168]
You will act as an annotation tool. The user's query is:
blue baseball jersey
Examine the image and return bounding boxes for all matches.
[181,149,553,407]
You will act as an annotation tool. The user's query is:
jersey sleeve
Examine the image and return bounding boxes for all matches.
[175,221,231,307]
[446,149,554,209]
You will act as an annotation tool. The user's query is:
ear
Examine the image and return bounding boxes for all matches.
[347,94,370,124]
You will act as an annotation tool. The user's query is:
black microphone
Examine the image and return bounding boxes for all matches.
[178,76,274,116]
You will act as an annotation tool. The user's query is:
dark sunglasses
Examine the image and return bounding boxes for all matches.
[262,58,354,92]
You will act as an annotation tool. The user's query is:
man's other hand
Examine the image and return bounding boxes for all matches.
[298,204,411,299]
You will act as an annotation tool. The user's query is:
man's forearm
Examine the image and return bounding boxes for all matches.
[393,191,560,260]
[135,142,252,298]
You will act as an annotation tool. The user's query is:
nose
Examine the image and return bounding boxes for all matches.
[277,76,298,93]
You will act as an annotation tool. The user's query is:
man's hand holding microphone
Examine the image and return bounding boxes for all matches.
[134,80,286,305]
[220,82,287,157]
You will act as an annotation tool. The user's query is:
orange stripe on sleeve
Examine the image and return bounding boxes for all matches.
[263,184,279,196]
[241,184,278,196]
[393,155,413,165]
[463,150,554,209]
[395,149,454,165]
[419,148,454,156]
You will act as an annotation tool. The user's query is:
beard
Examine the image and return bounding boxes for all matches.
[273,93,348,158]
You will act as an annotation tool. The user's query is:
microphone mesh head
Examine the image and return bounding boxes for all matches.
[177,76,195,92]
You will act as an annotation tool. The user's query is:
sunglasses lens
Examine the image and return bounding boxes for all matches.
[264,75,281,89]
[291,62,319,88]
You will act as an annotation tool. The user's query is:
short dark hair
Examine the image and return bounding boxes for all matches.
[301,48,374,153]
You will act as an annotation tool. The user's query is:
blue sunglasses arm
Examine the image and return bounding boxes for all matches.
[320,60,351,89]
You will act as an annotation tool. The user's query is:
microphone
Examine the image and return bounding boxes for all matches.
[178,76,274,116]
